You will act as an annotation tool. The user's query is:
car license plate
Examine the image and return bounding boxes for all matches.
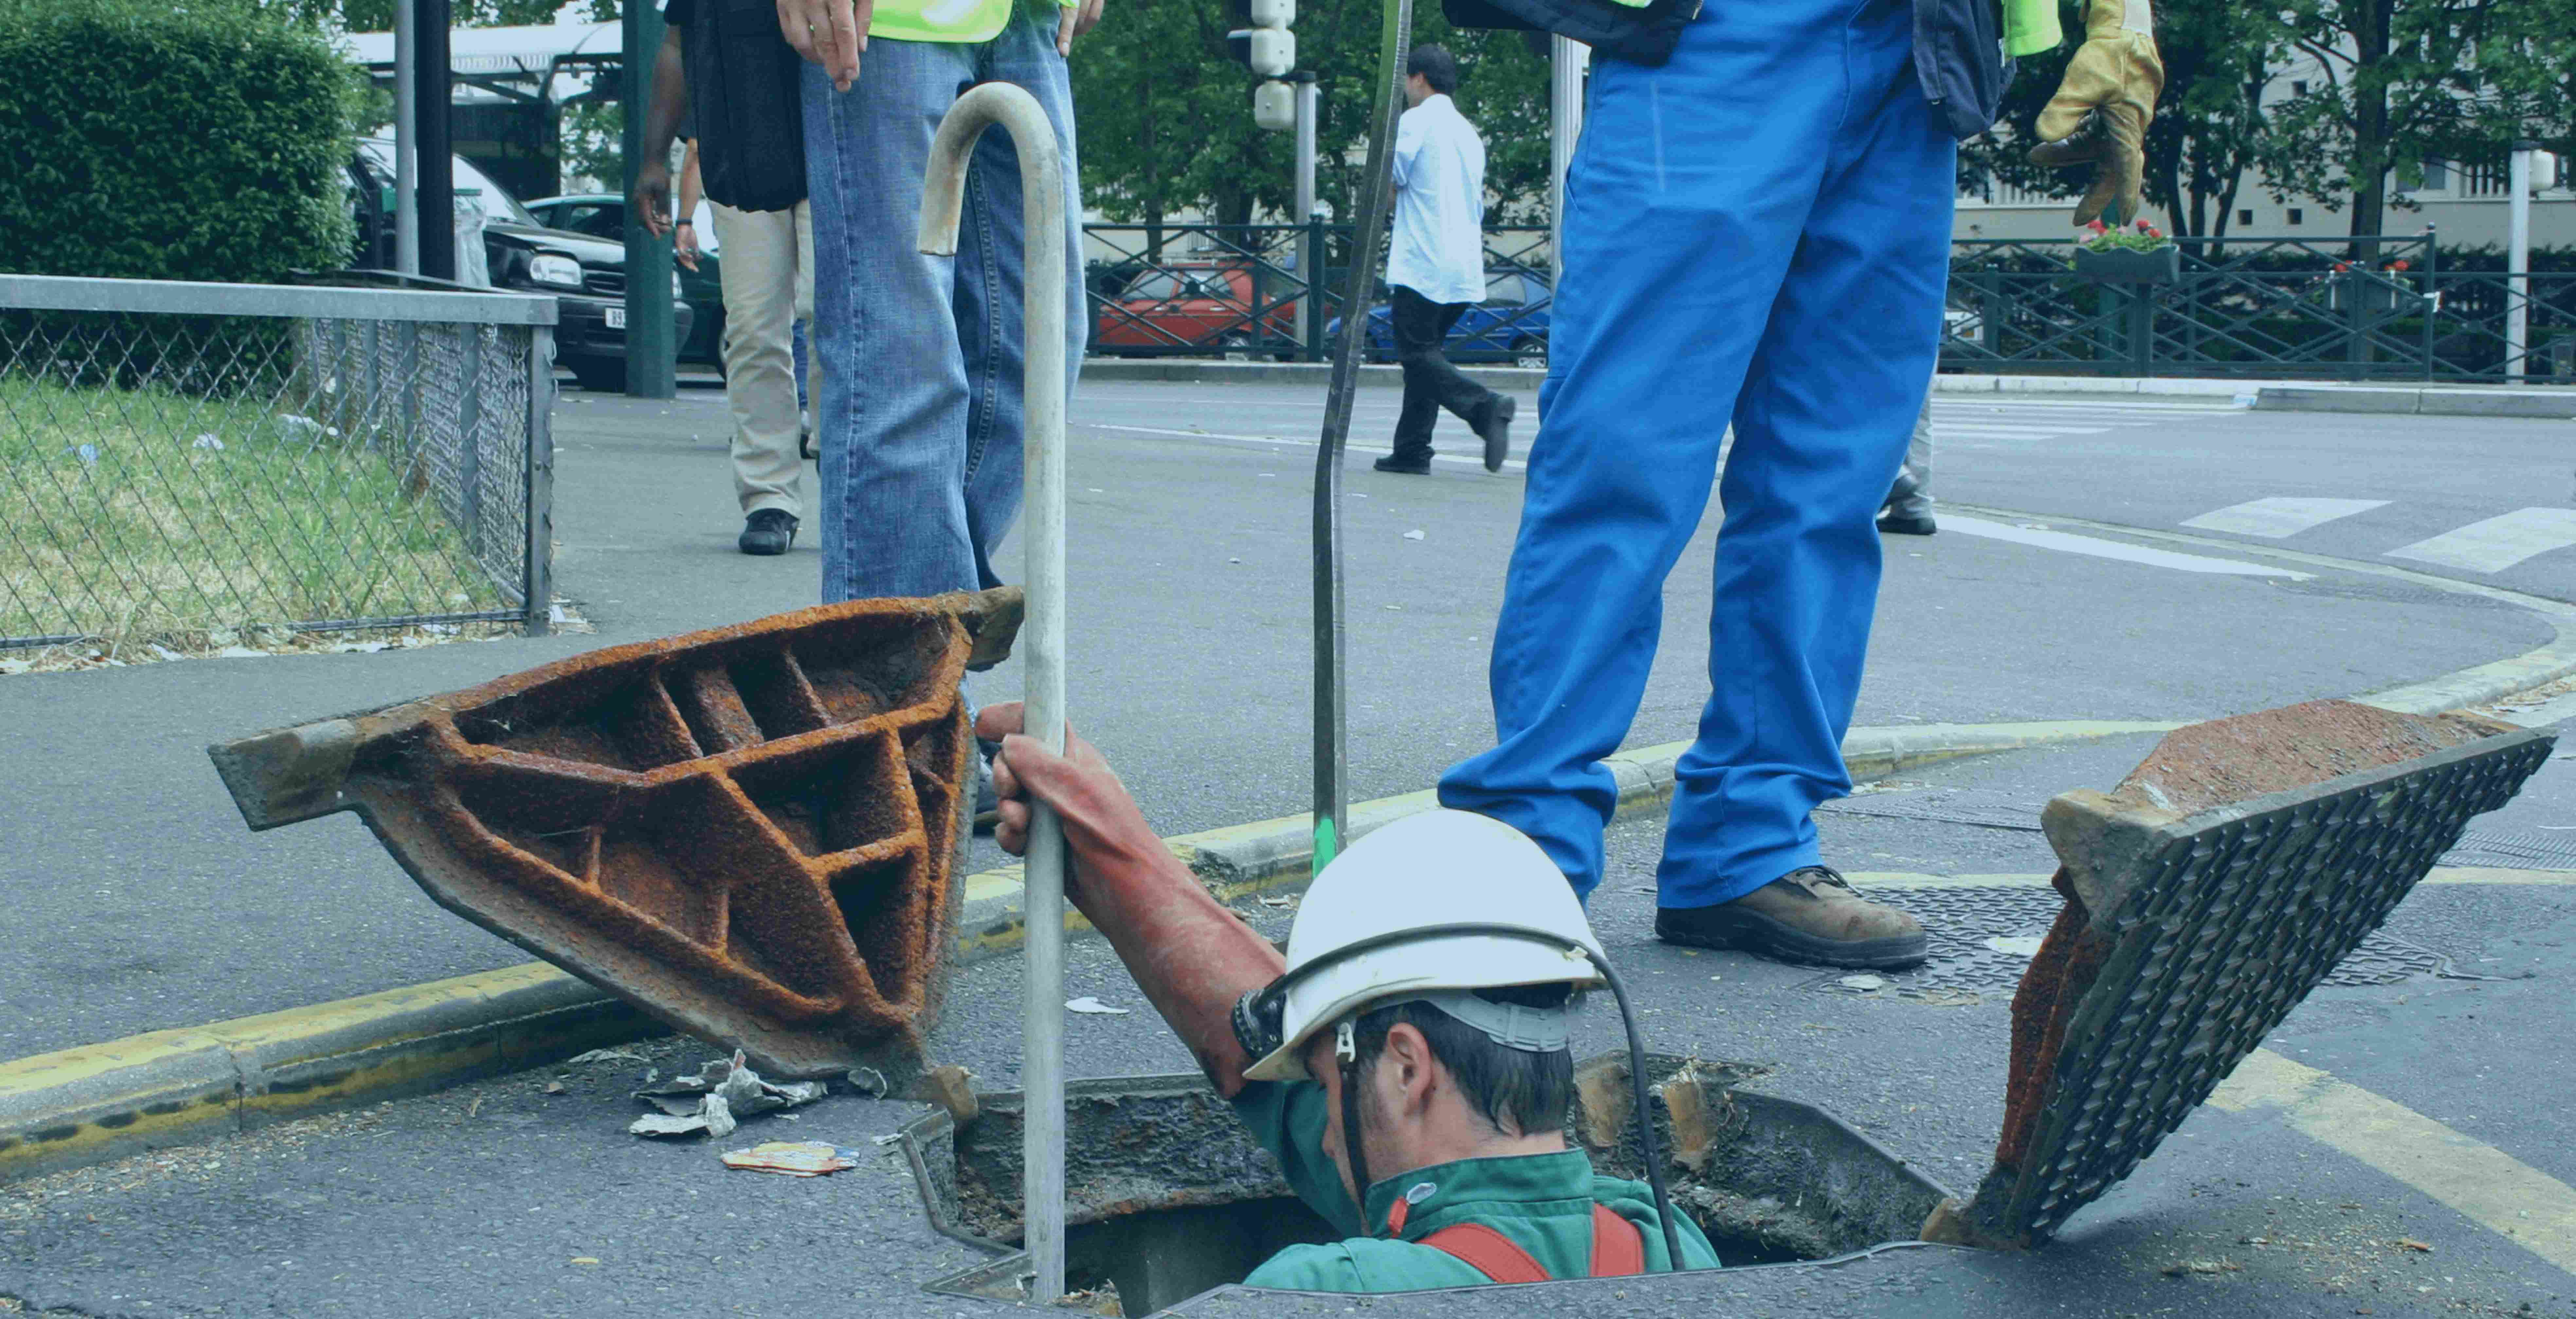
[605,305,627,330]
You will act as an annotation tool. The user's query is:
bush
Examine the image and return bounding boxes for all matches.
[0,0,357,284]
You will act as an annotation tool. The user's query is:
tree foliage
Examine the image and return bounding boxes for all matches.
[1068,0,1549,227]
[1968,0,2576,246]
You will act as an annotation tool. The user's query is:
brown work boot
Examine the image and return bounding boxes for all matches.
[1656,867,1928,969]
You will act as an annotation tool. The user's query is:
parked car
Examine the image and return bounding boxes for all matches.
[1091,261,1299,357]
[1329,270,1552,368]
[523,194,726,367]
[349,142,693,393]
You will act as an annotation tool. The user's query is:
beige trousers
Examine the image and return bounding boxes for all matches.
[711,199,820,518]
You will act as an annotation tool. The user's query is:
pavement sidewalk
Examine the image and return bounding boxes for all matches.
[8,379,2576,1186]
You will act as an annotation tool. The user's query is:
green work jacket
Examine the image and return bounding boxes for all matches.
[1231,1080,1724,1293]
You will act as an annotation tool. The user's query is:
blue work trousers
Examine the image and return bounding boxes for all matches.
[1440,0,1956,907]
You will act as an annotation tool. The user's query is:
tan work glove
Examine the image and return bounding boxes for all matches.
[2027,0,2164,228]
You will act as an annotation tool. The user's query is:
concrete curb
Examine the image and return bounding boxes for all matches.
[1082,359,2574,416]
[0,965,649,1183]
[0,719,2161,1184]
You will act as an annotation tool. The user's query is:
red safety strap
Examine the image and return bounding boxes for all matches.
[1419,1205,1646,1283]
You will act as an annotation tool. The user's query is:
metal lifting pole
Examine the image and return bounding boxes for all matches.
[918,83,1071,1305]
[2508,139,2534,383]
[1312,0,1414,876]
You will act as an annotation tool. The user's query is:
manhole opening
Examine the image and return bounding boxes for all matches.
[904,1056,1952,1312]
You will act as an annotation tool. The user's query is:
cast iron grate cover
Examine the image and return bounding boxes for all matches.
[1808,883,2452,1000]
[208,588,1022,1079]
[1922,700,2553,1249]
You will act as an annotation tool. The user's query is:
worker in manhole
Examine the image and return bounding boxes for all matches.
[981,705,1723,1290]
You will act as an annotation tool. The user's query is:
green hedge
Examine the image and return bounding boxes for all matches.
[0,0,356,283]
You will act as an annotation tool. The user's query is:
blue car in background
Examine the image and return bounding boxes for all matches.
[1330,270,1552,368]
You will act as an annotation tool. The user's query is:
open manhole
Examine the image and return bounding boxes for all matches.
[898,1058,1951,1314]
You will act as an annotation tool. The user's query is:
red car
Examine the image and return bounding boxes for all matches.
[1093,262,1299,357]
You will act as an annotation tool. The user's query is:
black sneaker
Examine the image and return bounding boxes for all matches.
[1877,509,1936,536]
[1477,396,1516,473]
[1373,453,1432,475]
[738,508,798,555]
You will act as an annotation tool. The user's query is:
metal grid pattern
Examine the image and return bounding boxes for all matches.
[1942,236,2576,382]
[1813,883,2449,1002]
[1983,729,2552,1244]
[207,589,1023,1080]
[0,275,552,649]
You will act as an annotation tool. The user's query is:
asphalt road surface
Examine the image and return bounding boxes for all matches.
[6,376,2576,1316]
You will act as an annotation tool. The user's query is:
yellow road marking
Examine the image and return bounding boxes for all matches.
[2212,1049,2576,1275]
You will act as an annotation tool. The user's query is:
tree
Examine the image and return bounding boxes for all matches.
[2254,0,2563,247]
[1068,0,1549,231]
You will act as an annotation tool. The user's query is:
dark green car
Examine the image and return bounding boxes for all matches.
[523,194,727,367]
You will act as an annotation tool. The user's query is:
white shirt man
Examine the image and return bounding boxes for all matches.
[1374,45,1515,476]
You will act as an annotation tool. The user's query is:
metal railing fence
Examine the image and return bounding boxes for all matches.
[0,275,557,651]
[1078,226,2573,383]
[1943,236,2576,382]
[1082,222,1554,363]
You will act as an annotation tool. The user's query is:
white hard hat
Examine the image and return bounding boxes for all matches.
[1241,809,1605,1084]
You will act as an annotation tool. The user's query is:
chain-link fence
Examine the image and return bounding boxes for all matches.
[0,275,556,650]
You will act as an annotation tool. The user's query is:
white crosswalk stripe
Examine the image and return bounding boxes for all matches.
[2389,509,2576,574]
[1926,397,2217,450]
[2183,497,2391,538]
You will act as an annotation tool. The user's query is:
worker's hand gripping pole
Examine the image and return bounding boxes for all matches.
[920,82,1070,1304]
[1312,0,1415,876]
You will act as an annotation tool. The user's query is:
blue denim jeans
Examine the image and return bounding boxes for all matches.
[1438,0,1955,907]
[800,16,1085,602]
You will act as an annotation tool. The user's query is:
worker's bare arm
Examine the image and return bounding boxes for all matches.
[977,704,1285,1098]
[630,29,691,236]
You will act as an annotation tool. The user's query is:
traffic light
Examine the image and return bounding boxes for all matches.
[1228,0,1296,125]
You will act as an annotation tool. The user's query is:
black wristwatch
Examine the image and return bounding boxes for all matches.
[674,219,694,227]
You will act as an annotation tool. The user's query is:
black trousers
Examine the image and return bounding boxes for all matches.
[1390,284,1502,460]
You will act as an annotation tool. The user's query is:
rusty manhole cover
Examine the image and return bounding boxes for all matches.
[209,588,1023,1079]
[1927,700,2553,1249]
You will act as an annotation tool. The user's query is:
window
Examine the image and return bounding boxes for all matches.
[2291,79,2309,95]
[558,204,621,239]
[2286,208,2304,225]
[1481,273,1526,306]
[2238,208,2255,225]
[1123,272,1183,301]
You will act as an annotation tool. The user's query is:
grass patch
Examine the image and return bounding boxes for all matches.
[0,372,509,647]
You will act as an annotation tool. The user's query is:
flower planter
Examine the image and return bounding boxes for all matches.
[2072,245,2180,284]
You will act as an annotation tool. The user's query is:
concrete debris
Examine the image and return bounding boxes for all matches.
[720,1140,865,1177]
[908,1064,980,1126]
[1053,1281,1122,1315]
[628,1051,827,1139]
[565,1047,653,1066]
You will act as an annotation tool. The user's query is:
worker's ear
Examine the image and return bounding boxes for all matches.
[1378,1022,1439,1117]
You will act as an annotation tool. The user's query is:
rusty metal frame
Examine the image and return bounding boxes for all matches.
[207,588,1022,1080]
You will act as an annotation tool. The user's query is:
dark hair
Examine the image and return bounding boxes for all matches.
[1406,44,1460,96]
[1352,983,1573,1138]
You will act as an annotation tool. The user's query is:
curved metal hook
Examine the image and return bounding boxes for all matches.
[916,79,1073,1305]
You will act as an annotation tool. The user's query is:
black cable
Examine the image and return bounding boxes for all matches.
[1584,948,1688,1269]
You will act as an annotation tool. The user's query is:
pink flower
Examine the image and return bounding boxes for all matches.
[2390,259,2410,272]
[2334,262,2351,273]
[2088,220,2108,234]
[2136,218,2153,231]
[2146,227,2163,238]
